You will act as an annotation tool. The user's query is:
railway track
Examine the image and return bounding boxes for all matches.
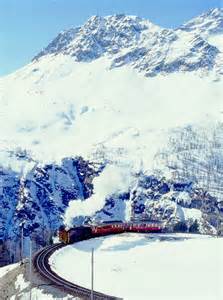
[33,243,122,300]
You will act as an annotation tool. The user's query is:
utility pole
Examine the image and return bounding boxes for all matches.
[91,248,94,300]
[29,238,32,300]
[9,242,11,263]
[21,223,24,263]
[19,167,25,264]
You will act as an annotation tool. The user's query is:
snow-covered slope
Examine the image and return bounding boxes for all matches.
[50,233,223,300]
[0,8,223,266]
[179,8,223,76]
[0,8,222,163]
[0,56,222,164]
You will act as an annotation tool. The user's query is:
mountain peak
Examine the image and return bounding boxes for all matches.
[34,14,159,61]
[207,7,223,17]
[33,10,222,78]
[85,13,146,24]
[180,7,223,36]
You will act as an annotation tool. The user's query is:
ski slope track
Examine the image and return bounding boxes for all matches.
[34,243,121,300]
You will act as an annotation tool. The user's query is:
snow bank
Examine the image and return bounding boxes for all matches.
[0,263,18,279]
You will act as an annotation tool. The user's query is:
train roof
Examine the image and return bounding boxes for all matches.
[101,220,123,224]
[92,220,164,227]
[67,225,91,232]
[130,220,164,224]
[65,220,164,231]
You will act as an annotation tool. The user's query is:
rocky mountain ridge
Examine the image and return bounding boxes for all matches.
[180,8,223,36]
[1,152,222,266]
[34,8,223,77]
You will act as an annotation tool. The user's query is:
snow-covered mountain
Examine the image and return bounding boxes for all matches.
[33,11,223,77]
[0,8,223,265]
[180,8,223,36]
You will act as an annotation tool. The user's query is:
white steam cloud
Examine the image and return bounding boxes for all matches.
[64,164,134,228]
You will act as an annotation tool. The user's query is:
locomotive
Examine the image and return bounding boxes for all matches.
[58,220,164,244]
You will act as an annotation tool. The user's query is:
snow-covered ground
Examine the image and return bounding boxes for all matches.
[50,233,223,300]
[0,263,18,278]
[0,260,77,300]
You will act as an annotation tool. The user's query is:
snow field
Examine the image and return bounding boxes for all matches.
[0,55,222,169]
[50,233,223,300]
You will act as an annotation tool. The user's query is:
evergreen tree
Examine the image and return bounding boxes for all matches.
[173,221,187,232]
[189,220,199,233]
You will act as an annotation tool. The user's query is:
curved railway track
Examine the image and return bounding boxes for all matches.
[33,243,122,300]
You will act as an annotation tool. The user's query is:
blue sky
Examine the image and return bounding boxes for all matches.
[0,0,221,76]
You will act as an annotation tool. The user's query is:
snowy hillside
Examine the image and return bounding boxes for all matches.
[0,8,223,265]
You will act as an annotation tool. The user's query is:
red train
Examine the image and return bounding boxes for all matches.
[58,220,164,244]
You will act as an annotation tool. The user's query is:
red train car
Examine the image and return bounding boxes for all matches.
[128,221,162,233]
[91,222,126,236]
[58,221,164,244]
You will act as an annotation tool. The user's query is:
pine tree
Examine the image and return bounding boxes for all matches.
[189,220,199,233]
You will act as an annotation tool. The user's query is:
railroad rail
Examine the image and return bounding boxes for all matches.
[33,243,122,300]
